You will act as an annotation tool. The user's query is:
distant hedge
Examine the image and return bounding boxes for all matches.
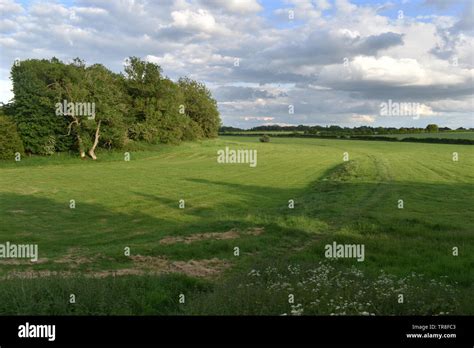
[219,133,474,145]
[399,137,474,145]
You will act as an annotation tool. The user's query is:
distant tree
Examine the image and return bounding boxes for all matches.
[219,126,243,133]
[426,124,439,132]
[259,134,270,142]
[328,125,343,131]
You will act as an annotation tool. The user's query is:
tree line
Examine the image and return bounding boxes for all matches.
[220,124,473,136]
[0,57,220,159]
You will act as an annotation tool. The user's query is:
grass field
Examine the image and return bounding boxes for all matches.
[0,136,472,315]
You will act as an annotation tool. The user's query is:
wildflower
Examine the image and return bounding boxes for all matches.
[290,304,304,316]
[248,269,261,277]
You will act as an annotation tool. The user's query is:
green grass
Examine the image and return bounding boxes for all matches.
[0,136,472,314]
[0,273,210,315]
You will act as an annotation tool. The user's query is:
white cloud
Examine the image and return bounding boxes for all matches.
[315,0,332,11]
[242,116,274,121]
[30,2,69,17]
[351,114,375,123]
[351,56,457,86]
[200,0,262,14]
[171,9,217,33]
[417,103,437,117]
[0,0,23,14]
[319,55,469,87]
[335,0,357,14]
[0,0,472,128]
[0,77,13,104]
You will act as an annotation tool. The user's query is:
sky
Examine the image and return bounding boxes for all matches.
[0,0,472,129]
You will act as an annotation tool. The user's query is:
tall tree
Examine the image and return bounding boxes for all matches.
[178,77,221,138]
[10,58,73,154]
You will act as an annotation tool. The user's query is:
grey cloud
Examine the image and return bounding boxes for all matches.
[319,78,474,102]
[451,1,474,33]
[358,32,404,53]
[213,86,287,101]
[198,0,263,14]
[258,30,404,72]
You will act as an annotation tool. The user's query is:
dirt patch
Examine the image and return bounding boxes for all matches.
[54,248,96,267]
[159,227,264,245]
[4,270,72,279]
[129,255,170,268]
[2,231,240,279]
[242,227,264,236]
[169,258,229,277]
[0,249,97,268]
[4,256,231,280]
[0,258,49,265]
[130,255,230,278]
[91,268,145,278]
[159,230,239,245]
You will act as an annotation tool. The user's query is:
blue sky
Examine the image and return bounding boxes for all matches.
[0,0,472,128]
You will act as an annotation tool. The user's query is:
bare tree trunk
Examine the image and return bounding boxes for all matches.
[88,120,101,160]
[77,134,86,159]
[67,118,86,159]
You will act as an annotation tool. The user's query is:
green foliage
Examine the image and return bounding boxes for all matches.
[0,114,24,160]
[182,119,205,141]
[128,122,158,143]
[123,59,181,144]
[9,58,73,154]
[259,134,270,142]
[179,77,220,138]
[426,124,439,132]
[85,64,129,149]
[6,57,220,156]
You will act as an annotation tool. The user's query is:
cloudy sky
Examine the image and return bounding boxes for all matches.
[0,0,472,128]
